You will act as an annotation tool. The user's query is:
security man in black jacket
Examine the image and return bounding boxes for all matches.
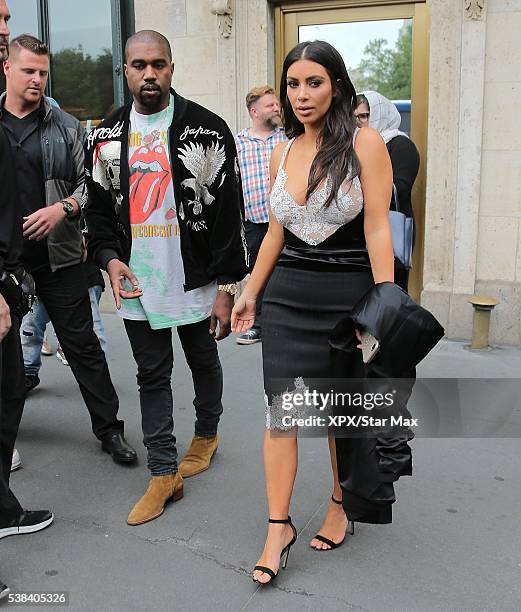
[0,32,137,463]
[0,0,52,589]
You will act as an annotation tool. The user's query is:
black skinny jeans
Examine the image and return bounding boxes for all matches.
[0,314,25,523]
[124,317,223,476]
[31,264,123,440]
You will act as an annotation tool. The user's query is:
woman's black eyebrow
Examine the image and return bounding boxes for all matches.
[287,75,324,81]
[306,75,324,81]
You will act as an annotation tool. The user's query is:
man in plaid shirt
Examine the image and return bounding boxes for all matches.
[235,86,286,345]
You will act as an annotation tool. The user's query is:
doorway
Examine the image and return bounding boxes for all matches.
[274,1,429,299]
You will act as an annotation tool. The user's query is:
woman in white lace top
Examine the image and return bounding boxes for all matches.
[232,40,394,584]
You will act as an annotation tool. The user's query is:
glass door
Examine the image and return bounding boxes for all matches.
[299,18,413,132]
[275,1,429,299]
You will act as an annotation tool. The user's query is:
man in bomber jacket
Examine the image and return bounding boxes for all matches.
[84,30,249,525]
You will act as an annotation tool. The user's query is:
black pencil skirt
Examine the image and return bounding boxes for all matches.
[261,264,374,430]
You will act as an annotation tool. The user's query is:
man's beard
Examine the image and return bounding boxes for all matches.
[265,114,282,130]
[136,85,166,112]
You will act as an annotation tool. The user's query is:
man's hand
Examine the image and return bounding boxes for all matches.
[0,293,12,341]
[210,290,234,341]
[23,202,67,240]
[106,259,142,310]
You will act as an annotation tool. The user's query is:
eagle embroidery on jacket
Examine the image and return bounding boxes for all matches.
[178,141,226,217]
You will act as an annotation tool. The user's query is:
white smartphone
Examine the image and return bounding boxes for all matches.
[360,331,380,364]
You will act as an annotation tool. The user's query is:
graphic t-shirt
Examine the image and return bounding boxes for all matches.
[118,95,217,329]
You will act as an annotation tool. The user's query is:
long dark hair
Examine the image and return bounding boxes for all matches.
[280,40,360,207]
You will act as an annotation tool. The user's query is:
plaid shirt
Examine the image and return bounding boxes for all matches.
[235,127,287,223]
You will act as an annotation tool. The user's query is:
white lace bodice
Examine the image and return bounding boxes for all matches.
[270,137,364,245]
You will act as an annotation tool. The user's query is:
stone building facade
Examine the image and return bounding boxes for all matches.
[134,0,521,345]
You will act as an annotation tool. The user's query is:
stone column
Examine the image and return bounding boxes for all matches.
[215,0,239,131]
[234,0,274,132]
[421,0,463,325]
[422,0,488,339]
[452,0,487,296]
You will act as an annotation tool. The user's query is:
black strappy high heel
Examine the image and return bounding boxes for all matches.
[252,517,298,584]
[311,495,354,551]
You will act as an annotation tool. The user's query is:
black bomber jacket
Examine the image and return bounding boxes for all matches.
[84,89,249,291]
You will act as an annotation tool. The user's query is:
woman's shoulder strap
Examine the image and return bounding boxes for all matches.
[278,137,295,170]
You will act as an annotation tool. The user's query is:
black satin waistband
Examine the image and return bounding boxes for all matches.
[277,244,371,271]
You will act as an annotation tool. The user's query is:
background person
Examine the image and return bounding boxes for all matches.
[356,91,420,290]
[354,94,370,127]
[0,86,53,574]
[19,92,109,388]
[232,41,394,584]
[235,86,286,345]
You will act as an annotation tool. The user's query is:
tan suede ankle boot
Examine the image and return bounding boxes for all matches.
[179,434,219,478]
[127,473,184,526]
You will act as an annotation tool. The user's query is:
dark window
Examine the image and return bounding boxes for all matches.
[2,0,134,125]
[0,0,39,93]
[7,0,39,38]
[48,0,115,124]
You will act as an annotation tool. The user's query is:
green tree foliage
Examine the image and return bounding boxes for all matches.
[51,46,114,121]
[353,22,412,99]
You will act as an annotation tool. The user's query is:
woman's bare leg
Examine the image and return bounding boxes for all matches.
[310,433,348,550]
[253,428,298,583]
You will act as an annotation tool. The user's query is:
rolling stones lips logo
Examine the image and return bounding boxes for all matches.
[129,144,175,223]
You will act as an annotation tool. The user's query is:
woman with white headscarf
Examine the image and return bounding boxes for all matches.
[355,91,420,290]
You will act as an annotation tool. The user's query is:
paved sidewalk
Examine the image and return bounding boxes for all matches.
[2,314,520,611]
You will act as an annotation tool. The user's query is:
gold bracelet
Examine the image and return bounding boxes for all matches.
[218,283,238,295]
